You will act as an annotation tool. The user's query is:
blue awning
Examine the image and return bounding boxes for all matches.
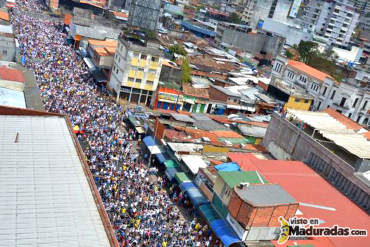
[186,187,209,207]
[179,182,196,192]
[215,162,241,172]
[165,167,182,182]
[143,136,164,154]
[210,219,241,247]
[155,152,170,164]
[143,136,156,147]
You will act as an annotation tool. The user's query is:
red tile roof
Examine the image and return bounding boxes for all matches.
[0,66,25,83]
[288,60,335,83]
[0,10,9,21]
[322,107,363,131]
[228,153,370,247]
[64,13,72,25]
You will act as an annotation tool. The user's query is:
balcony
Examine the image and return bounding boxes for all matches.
[332,102,350,110]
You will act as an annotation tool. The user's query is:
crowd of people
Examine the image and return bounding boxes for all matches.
[11,0,219,246]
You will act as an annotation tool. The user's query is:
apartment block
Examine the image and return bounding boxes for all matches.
[108,31,164,105]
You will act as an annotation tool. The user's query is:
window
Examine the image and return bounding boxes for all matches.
[348,113,352,118]
[131,66,137,71]
[295,98,301,103]
[146,80,154,86]
[286,70,295,80]
[116,68,119,74]
[317,101,322,109]
[331,90,336,100]
[304,100,309,103]
[299,75,307,83]
[115,54,117,59]
[340,97,347,107]
[2,50,7,55]
[128,77,135,81]
[113,65,116,71]
[363,101,368,110]
[151,56,157,62]
[135,78,142,83]
[140,54,147,60]
[149,69,156,74]
[133,52,139,58]
[274,62,283,73]
[353,98,359,107]
[118,57,121,63]
[138,67,144,72]
[322,86,327,96]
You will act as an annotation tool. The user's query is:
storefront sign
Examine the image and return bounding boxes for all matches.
[158,92,183,103]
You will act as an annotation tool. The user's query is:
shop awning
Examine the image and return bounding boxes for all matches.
[215,162,241,172]
[199,204,222,224]
[179,181,196,192]
[83,57,96,71]
[143,136,164,154]
[135,126,145,134]
[164,160,179,169]
[165,167,182,182]
[210,219,241,247]
[186,188,209,207]
[155,152,170,164]
[185,98,195,104]
[175,172,192,184]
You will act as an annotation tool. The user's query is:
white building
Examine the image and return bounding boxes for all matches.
[262,18,313,46]
[301,0,359,48]
[272,54,370,126]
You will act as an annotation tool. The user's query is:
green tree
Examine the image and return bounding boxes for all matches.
[227,13,241,24]
[181,58,192,83]
[285,50,294,59]
[296,41,319,63]
[169,44,187,56]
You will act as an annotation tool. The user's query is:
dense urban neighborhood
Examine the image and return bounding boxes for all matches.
[1,0,370,246]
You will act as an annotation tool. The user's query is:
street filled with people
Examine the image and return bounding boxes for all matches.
[10,0,217,246]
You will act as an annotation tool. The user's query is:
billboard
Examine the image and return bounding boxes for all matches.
[289,0,302,18]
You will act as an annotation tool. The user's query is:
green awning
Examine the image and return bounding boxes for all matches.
[199,204,222,224]
[164,159,179,169]
[128,117,141,127]
[175,172,192,184]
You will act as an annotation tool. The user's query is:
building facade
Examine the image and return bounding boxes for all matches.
[302,0,359,48]
[108,33,164,105]
[272,55,370,124]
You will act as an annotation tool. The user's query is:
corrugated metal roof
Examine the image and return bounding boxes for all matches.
[288,109,370,159]
[0,87,26,108]
[0,115,111,246]
[238,125,267,138]
[192,114,228,131]
[170,113,196,123]
[235,184,296,206]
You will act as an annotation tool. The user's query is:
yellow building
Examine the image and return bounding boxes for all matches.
[284,94,313,111]
[108,31,164,105]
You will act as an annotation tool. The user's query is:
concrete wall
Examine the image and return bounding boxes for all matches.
[262,113,370,213]
[219,30,285,59]
[159,66,182,84]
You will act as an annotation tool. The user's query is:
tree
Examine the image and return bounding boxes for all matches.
[181,58,192,83]
[296,41,319,63]
[285,50,294,59]
[169,44,187,56]
[227,13,241,24]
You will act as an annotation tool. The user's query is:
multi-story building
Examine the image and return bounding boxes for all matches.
[272,54,370,124]
[302,0,359,48]
[350,0,370,14]
[108,31,164,104]
[248,0,295,28]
